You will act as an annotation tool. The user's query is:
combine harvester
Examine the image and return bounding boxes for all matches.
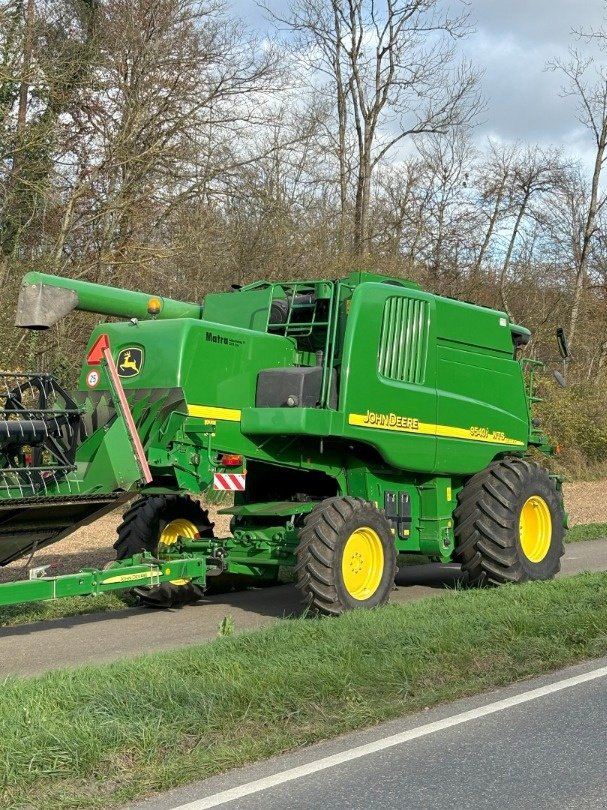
[0,270,566,613]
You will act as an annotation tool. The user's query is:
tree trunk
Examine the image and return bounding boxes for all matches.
[17,0,35,135]
[354,128,374,257]
[333,3,349,252]
[568,122,607,348]
[499,190,530,317]
[0,255,9,288]
[474,182,507,277]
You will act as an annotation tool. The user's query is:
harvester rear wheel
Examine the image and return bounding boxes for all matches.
[454,458,565,586]
[295,496,397,616]
[114,495,214,608]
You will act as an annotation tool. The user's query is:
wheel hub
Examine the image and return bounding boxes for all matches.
[349,551,364,575]
[157,517,201,586]
[519,496,552,563]
[158,518,200,550]
[341,526,384,601]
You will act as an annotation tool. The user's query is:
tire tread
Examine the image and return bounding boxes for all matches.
[454,458,565,586]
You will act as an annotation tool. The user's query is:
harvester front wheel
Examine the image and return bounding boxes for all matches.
[114,495,214,608]
[295,497,397,616]
[454,458,565,586]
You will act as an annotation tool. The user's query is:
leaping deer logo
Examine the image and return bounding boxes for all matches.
[117,348,143,377]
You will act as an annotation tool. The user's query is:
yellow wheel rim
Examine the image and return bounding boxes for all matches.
[519,496,552,563]
[158,518,200,549]
[158,518,200,586]
[341,527,384,601]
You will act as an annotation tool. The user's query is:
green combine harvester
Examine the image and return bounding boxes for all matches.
[0,270,565,613]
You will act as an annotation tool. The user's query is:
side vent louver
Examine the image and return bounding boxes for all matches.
[378,297,429,384]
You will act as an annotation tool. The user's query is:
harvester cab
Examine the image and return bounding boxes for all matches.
[0,270,565,614]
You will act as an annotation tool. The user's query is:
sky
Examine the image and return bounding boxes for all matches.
[233,0,607,165]
[465,0,605,158]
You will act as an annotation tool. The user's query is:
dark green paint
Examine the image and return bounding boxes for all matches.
[0,270,551,606]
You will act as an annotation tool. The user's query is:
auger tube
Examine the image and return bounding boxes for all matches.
[15,271,202,328]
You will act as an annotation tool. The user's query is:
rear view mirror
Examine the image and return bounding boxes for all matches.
[556,327,570,359]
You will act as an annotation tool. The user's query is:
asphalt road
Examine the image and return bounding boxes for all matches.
[1,539,607,678]
[126,656,607,810]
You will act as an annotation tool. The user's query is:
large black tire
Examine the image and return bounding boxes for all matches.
[295,496,397,616]
[114,495,214,607]
[454,458,565,586]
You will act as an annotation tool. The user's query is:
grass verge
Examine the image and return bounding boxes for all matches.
[2,572,607,809]
[567,523,607,542]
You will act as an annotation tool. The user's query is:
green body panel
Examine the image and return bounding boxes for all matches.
[340,283,527,475]
[80,319,296,407]
[340,282,439,472]
[203,287,274,331]
[434,297,528,474]
[219,501,318,517]
[74,412,143,491]
[240,407,338,436]
[0,268,548,607]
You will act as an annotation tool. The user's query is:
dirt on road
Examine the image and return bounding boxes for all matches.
[0,481,605,584]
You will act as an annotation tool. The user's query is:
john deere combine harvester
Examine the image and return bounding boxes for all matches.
[0,270,565,614]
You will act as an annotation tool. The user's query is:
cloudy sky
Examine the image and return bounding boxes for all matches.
[466,0,605,155]
[234,0,607,164]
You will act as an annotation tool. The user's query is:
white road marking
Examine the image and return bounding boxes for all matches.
[173,664,607,809]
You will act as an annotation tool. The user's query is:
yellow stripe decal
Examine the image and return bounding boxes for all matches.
[348,412,525,447]
[187,405,242,422]
[102,570,160,585]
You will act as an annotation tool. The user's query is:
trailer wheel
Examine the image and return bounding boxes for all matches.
[454,458,565,586]
[114,495,214,608]
[295,497,397,616]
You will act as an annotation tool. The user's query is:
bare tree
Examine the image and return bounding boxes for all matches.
[267,0,481,256]
[0,0,99,284]
[373,156,425,260]
[472,140,517,277]
[550,45,607,348]
[497,146,564,316]
[55,0,280,286]
[414,131,477,289]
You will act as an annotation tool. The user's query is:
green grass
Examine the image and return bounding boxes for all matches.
[566,523,607,542]
[2,572,607,809]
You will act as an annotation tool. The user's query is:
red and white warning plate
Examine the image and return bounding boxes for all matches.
[213,472,246,491]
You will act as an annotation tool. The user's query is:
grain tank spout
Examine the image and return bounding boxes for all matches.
[16,271,201,328]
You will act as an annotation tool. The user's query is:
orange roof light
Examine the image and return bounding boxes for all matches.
[147,297,162,317]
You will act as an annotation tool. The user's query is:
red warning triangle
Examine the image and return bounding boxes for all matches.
[87,334,110,365]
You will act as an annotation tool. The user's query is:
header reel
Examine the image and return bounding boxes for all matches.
[0,373,83,497]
